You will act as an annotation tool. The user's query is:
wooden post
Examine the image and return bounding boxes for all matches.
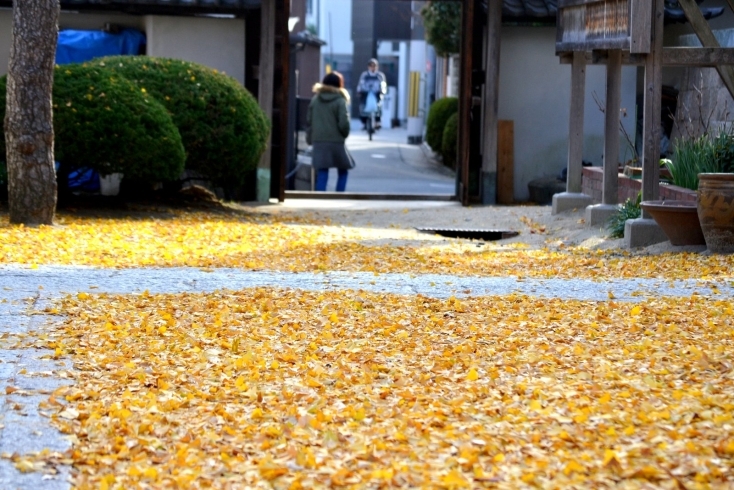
[630,0,652,53]
[257,0,275,202]
[457,0,474,205]
[641,0,664,212]
[497,120,514,204]
[480,0,501,204]
[566,51,586,193]
[678,0,734,100]
[603,50,621,205]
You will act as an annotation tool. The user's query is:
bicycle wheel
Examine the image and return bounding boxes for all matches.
[366,115,373,141]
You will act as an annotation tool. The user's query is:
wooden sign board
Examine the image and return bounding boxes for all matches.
[556,0,651,54]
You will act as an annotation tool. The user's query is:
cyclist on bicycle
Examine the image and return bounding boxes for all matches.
[357,58,387,130]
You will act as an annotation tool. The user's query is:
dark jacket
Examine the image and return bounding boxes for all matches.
[306,84,351,145]
[357,69,387,101]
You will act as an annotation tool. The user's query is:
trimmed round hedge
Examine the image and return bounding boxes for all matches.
[0,63,186,183]
[425,97,458,154]
[97,56,270,189]
[441,112,459,170]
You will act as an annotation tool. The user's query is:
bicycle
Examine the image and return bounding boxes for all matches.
[360,94,381,141]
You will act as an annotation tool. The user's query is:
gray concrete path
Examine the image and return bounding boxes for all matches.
[1,282,72,489]
[1,262,733,488]
[316,120,456,194]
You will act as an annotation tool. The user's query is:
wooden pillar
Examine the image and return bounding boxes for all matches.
[273,0,290,202]
[480,0,501,204]
[457,0,475,205]
[497,120,514,204]
[603,50,622,205]
[257,0,276,202]
[567,51,586,193]
[641,0,664,213]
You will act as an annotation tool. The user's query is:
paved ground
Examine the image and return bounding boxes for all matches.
[294,119,456,195]
[1,284,72,489]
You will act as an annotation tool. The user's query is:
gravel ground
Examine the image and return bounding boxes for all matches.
[247,200,706,255]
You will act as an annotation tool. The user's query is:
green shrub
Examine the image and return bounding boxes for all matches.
[441,112,458,169]
[98,56,270,190]
[666,125,734,190]
[0,63,186,183]
[425,97,458,154]
[421,2,461,57]
[607,193,641,238]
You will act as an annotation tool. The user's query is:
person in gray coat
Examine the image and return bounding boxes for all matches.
[307,71,354,192]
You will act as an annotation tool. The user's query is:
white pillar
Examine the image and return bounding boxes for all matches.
[398,41,409,123]
[407,39,426,144]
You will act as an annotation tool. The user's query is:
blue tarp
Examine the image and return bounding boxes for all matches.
[56,29,146,192]
[56,29,146,65]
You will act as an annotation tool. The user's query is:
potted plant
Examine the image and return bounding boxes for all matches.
[639,136,711,246]
[645,125,734,251]
[696,126,734,253]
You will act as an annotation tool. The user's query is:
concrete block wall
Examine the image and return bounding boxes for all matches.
[582,167,697,204]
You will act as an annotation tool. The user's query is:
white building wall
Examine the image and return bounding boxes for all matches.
[318,0,352,73]
[0,12,245,85]
[144,16,246,85]
[499,27,637,202]
[57,11,145,31]
[0,11,145,78]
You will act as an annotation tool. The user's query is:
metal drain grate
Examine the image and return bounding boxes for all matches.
[416,228,519,241]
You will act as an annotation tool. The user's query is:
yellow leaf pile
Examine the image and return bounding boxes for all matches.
[21,289,734,488]
[1,211,734,280]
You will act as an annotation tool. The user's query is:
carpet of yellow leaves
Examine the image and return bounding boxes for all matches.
[2,211,734,280]
[15,289,730,489]
[3,207,734,488]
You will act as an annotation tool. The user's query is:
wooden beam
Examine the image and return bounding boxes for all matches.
[662,47,734,66]
[480,0,501,204]
[641,0,664,209]
[603,50,621,205]
[559,47,734,67]
[566,51,586,194]
[678,0,734,100]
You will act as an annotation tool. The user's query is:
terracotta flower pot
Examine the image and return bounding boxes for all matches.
[640,200,705,246]
[697,173,734,254]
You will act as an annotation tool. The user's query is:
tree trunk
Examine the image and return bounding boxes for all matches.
[4,0,59,225]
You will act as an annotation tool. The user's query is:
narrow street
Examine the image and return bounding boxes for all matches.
[294,120,456,196]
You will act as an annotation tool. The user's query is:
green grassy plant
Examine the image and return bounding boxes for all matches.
[666,125,734,190]
[607,193,641,238]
